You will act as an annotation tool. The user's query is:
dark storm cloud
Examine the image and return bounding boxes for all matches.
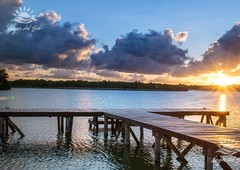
[90,29,189,75]
[0,0,22,31]
[0,8,95,69]
[173,23,240,77]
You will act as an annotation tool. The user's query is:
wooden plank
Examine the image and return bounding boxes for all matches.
[102,109,240,150]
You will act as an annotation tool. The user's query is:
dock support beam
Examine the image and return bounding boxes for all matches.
[57,116,73,137]
[57,116,64,134]
[104,116,108,138]
[204,148,213,170]
[140,127,144,139]
[65,117,73,137]
[0,117,4,137]
[154,132,161,163]
[125,122,130,146]
[0,117,25,138]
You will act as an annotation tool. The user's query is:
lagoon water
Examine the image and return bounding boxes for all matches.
[0,88,240,169]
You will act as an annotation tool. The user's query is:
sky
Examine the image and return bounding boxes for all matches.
[1,0,240,85]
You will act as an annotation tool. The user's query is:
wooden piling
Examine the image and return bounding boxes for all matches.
[140,127,144,139]
[104,116,108,138]
[0,117,4,137]
[204,148,213,170]
[57,116,60,134]
[154,132,161,163]
[60,116,64,133]
[124,122,130,146]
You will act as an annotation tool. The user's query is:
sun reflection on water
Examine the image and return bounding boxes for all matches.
[219,94,226,111]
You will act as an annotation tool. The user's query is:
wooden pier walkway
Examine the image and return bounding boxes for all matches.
[0,108,238,169]
[147,108,229,127]
[0,108,104,137]
[103,109,239,170]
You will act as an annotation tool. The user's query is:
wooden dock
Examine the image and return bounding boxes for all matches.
[0,108,238,169]
[147,108,229,127]
[0,108,104,137]
[103,109,239,170]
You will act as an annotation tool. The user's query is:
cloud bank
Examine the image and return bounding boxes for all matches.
[0,0,22,31]
[0,8,95,70]
[173,23,240,77]
[91,29,189,75]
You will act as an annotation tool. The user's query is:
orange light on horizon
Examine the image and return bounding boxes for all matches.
[207,72,235,86]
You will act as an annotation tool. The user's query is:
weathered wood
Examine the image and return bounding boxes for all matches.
[129,127,140,145]
[161,134,188,163]
[0,117,4,136]
[7,118,25,137]
[201,115,204,123]
[4,117,9,136]
[57,116,60,134]
[149,109,229,127]
[181,143,194,158]
[0,117,4,137]
[140,127,144,139]
[111,118,114,134]
[8,118,16,133]
[60,116,64,133]
[0,108,105,117]
[104,116,108,138]
[206,115,210,124]
[125,122,130,146]
[102,109,239,169]
[65,116,73,137]
[215,156,232,170]
[65,117,73,137]
[204,148,213,170]
[154,132,161,163]
[94,116,99,133]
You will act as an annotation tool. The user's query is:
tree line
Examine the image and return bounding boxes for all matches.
[10,79,189,91]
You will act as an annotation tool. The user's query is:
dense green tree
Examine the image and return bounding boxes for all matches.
[0,69,11,90]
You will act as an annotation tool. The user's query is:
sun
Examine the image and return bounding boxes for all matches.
[213,75,235,86]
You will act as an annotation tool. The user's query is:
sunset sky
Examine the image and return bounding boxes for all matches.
[1,0,240,85]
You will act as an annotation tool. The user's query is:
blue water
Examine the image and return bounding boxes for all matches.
[0,88,240,169]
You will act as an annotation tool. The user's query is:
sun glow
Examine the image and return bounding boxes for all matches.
[211,74,235,86]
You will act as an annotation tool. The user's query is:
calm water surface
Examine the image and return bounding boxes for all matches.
[0,88,240,169]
